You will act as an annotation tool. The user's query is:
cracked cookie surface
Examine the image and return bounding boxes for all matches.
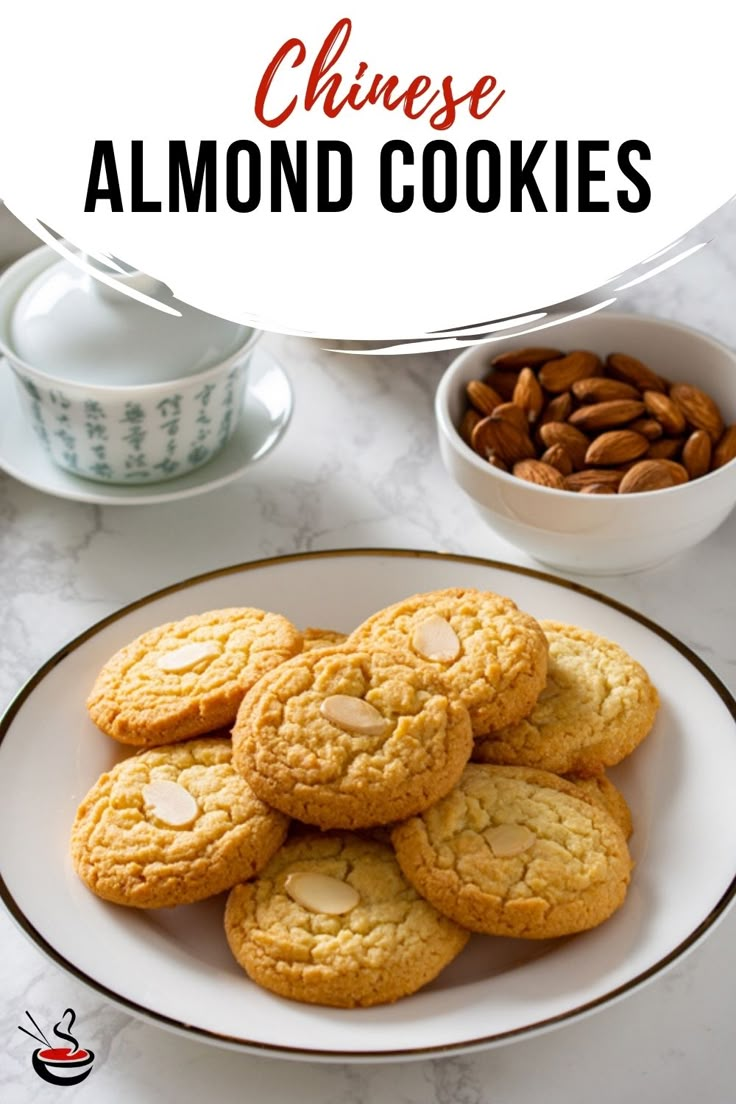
[224,833,469,1007]
[87,607,302,746]
[231,646,473,829]
[71,737,289,908]
[392,763,632,938]
[473,621,659,775]
[348,588,548,735]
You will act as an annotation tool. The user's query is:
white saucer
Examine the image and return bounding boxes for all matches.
[0,349,293,505]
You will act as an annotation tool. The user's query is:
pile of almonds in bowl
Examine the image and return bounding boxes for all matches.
[461,347,736,494]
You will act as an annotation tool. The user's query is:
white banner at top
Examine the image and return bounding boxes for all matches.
[0,0,733,342]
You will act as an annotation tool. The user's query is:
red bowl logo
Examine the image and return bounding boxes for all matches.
[19,1008,95,1086]
[32,1046,95,1085]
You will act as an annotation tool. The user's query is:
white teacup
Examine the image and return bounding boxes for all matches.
[0,247,260,485]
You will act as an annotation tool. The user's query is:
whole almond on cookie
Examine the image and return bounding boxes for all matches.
[568,400,645,432]
[572,377,641,404]
[585,430,649,466]
[539,351,602,393]
[512,459,565,488]
[607,353,667,392]
[491,346,564,369]
[682,429,712,478]
[669,384,724,441]
[618,459,689,493]
[713,425,736,469]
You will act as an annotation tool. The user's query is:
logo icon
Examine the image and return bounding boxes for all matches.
[18,1008,94,1086]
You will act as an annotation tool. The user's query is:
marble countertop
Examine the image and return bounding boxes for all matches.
[1,206,735,1103]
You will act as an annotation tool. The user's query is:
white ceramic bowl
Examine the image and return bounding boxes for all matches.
[0,247,260,485]
[436,312,736,574]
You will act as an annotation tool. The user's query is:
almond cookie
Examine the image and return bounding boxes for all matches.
[224,833,469,1007]
[392,764,632,939]
[87,607,302,746]
[231,646,473,829]
[473,621,659,775]
[71,737,289,908]
[348,588,548,736]
[565,772,633,839]
[301,627,348,651]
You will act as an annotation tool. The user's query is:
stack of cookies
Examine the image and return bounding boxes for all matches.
[72,588,659,1008]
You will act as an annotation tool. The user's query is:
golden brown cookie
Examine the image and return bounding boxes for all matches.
[301,627,348,651]
[392,763,632,939]
[231,646,473,829]
[87,607,302,746]
[71,737,289,907]
[224,833,469,1007]
[565,772,633,839]
[473,621,659,775]
[348,588,548,736]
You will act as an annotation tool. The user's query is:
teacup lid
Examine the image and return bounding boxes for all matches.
[9,255,251,387]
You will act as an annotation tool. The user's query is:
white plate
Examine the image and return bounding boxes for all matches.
[1,550,735,1061]
[0,348,292,505]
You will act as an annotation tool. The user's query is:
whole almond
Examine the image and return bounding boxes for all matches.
[466,379,503,416]
[539,351,602,393]
[585,430,649,466]
[491,346,564,370]
[647,437,683,460]
[682,429,712,478]
[568,399,645,432]
[580,483,617,495]
[486,370,519,400]
[713,424,736,469]
[512,459,565,488]
[471,417,535,464]
[412,615,461,662]
[670,384,725,441]
[619,459,689,493]
[540,391,573,425]
[513,367,545,422]
[538,421,590,469]
[459,408,482,445]
[142,780,199,827]
[572,377,642,403]
[540,443,574,476]
[465,345,729,497]
[321,695,387,736]
[607,353,667,392]
[564,468,623,491]
[643,390,687,435]
[629,417,663,441]
[491,401,529,434]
